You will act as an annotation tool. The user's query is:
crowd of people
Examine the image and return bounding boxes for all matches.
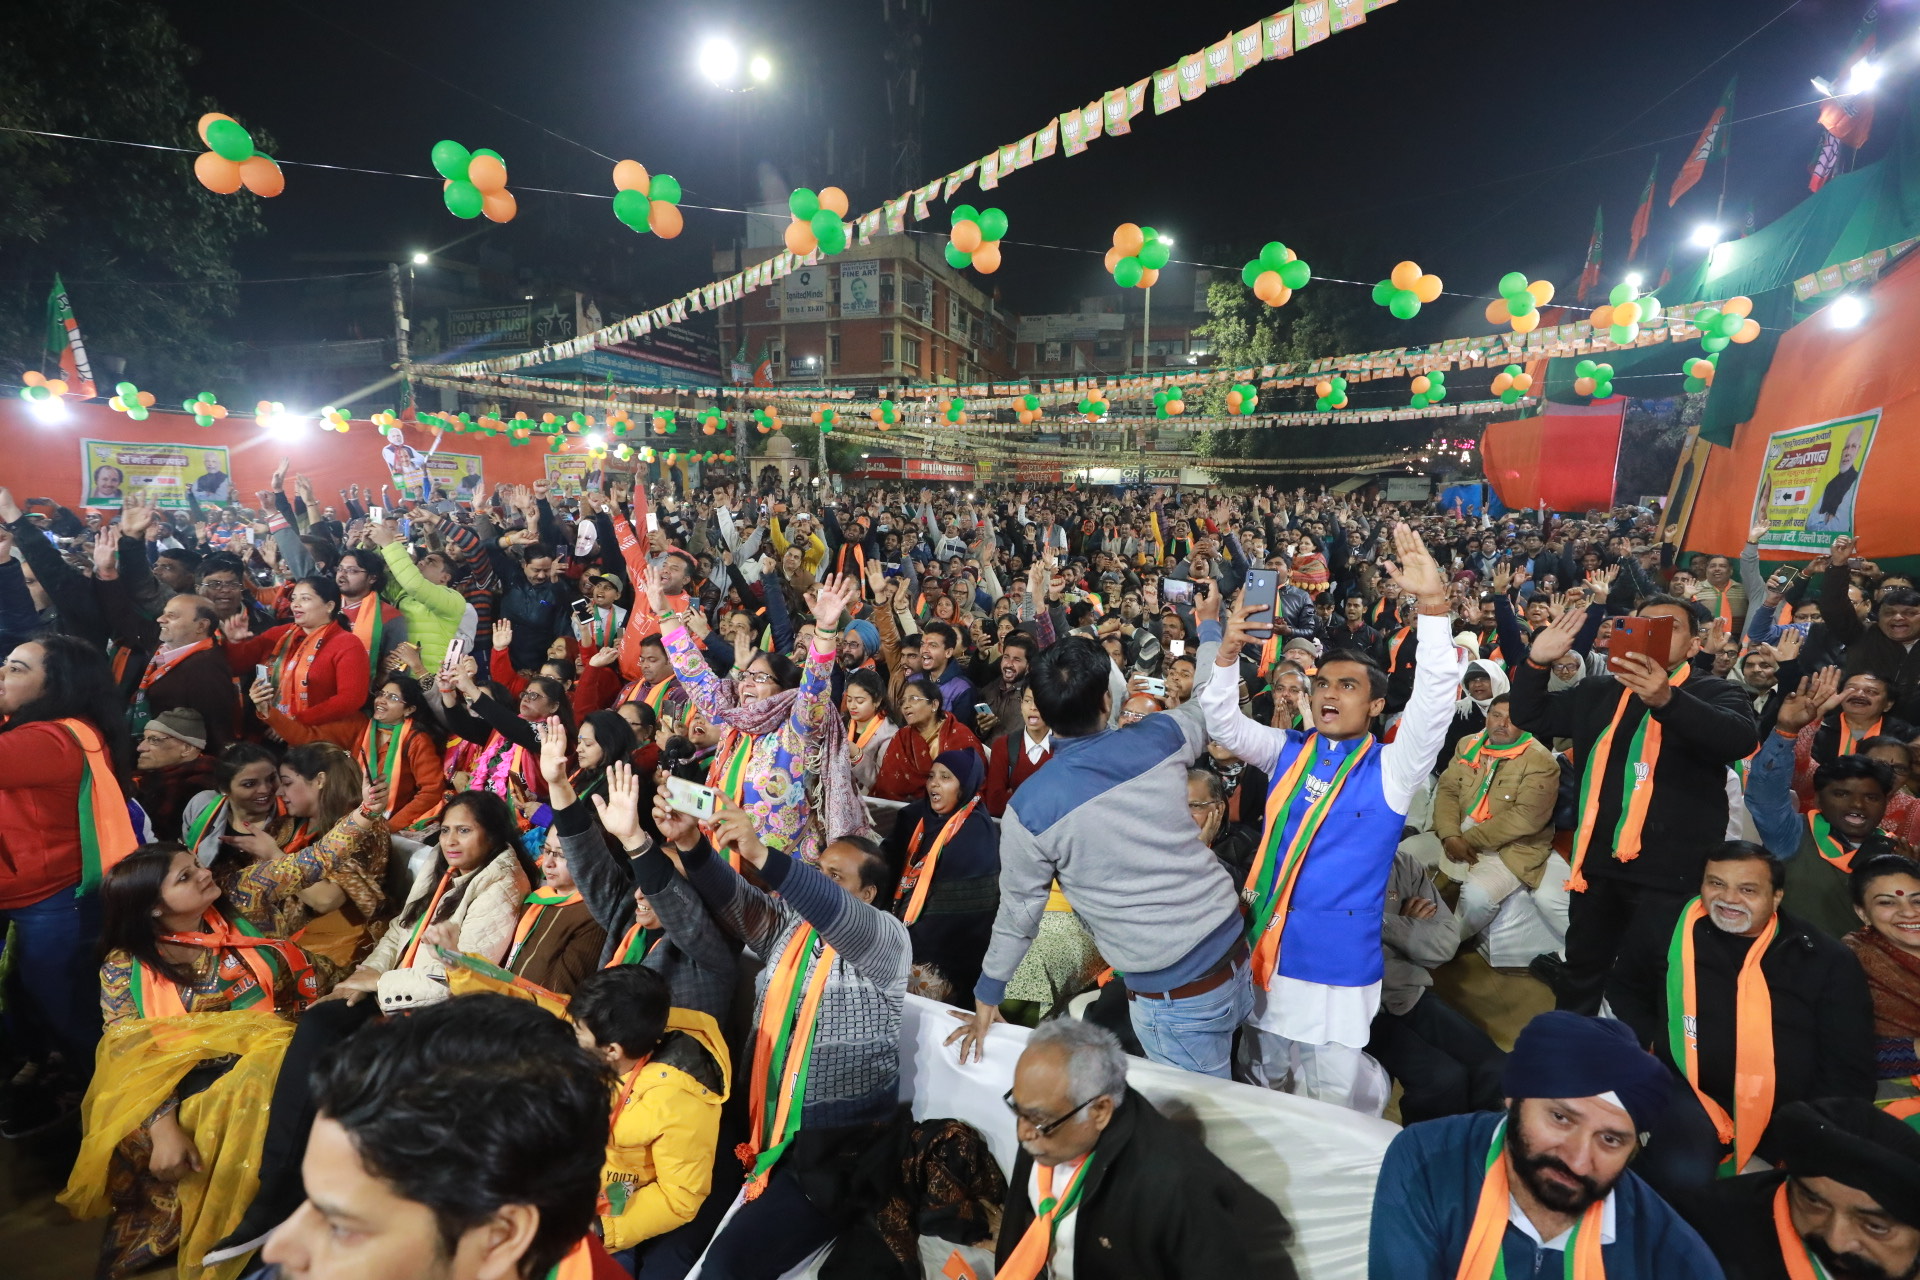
[7,461,1920,1279]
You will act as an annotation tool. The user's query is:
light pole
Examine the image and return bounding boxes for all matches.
[697,36,772,468]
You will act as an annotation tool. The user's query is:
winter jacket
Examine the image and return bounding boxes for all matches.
[357,847,531,985]
[597,1008,731,1251]
[0,721,88,909]
[381,541,470,668]
[1430,733,1560,888]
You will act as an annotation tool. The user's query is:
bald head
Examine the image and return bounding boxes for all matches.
[157,594,218,646]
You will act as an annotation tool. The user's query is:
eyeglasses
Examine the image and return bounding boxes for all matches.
[201,578,243,592]
[741,670,778,686]
[1003,1088,1098,1137]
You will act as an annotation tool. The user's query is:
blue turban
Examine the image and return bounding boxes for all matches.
[845,619,880,660]
[1502,1011,1672,1135]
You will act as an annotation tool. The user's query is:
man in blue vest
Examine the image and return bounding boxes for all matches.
[1196,521,1465,1110]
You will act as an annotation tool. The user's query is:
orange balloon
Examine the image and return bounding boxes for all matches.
[1333,397,1348,409]
[1723,295,1753,318]
[482,190,518,223]
[1390,260,1422,291]
[784,220,818,256]
[870,408,883,423]
[1138,268,1159,288]
[468,154,508,193]
[1733,317,1762,344]
[1484,298,1511,325]
[1512,373,1534,392]
[1413,274,1443,304]
[1588,305,1614,329]
[951,221,983,254]
[1511,310,1539,333]
[1113,223,1145,257]
[1315,380,1333,397]
[818,186,850,216]
[239,155,284,197]
[954,412,967,425]
[45,379,68,395]
[197,113,236,146]
[1104,246,1123,273]
[194,151,244,194]
[1574,376,1596,396]
[1491,373,1514,394]
[1411,375,1431,395]
[1253,270,1285,303]
[810,409,825,425]
[612,159,650,192]
[137,391,156,406]
[1169,399,1185,415]
[1526,280,1555,305]
[972,241,1002,274]
[648,201,684,238]
[1226,390,1243,411]
[208,404,228,419]
[1612,301,1641,327]
[1270,285,1292,307]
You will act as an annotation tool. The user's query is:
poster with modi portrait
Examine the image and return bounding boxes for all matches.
[1749,409,1879,553]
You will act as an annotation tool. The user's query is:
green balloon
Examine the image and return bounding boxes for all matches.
[1138,240,1171,270]
[818,223,847,255]
[1508,294,1534,318]
[205,118,254,162]
[197,391,215,403]
[1330,376,1348,393]
[1498,271,1529,297]
[1696,308,1722,331]
[431,140,472,181]
[471,148,504,162]
[1505,364,1523,376]
[944,244,972,269]
[1428,371,1446,385]
[809,208,840,239]
[195,414,215,427]
[1575,359,1598,377]
[1260,242,1291,270]
[1114,258,1144,288]
[444,180,484,219]
[1608,282,1635,307]
[1593,381,1614,398]
[789,188,820,220]
[649,174,682,205]
[1429,386,1447,402]
[1684,376,1705,393]
[1279,260,1311,290]
[612,189,651,229]
[1411,393,1429,408]
[1317,396,1332,411]
[977,208,1008,241]
[1139,226,1158,244]
[1639,296,1662,322]
[1717,313,1746,339]
[1701,334,1731,353]
[116,381,137,397]
[1372,280,1396,306]
[181,398,197,412]
[1501,388,1523,404]
[1610,323,1636,344]
[1389,291,1421,319]
[1241,261,1264,287]
[951,204,979,227]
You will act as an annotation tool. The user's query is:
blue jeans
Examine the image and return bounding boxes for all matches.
[1125,956,1255,1079]
[0,888,103,1067]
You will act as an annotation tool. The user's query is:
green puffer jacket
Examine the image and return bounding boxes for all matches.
[380,541,469,667]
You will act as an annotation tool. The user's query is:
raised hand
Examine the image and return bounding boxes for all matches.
[812,573,858,632]
[358,775,390,819]
[650,786,701,850]
[1828,535,1856,569]
[1214,591,1266,668]
[120,490,155,537]
[1379,522,1447,608]
[91,527,120,579]
[1525,605,1584,667]
[223,612,254,643]
[1777,666,1842,735]
[535,715,570,788]
[637,562,669,616]
[1749,520,1771,545]
[590,762,648,850]
[1773,626,1804,663]
[1614,651,1677,708]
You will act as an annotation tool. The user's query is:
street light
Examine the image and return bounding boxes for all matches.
[1830,294,1868,328]
[411,251,429,265]
[1689,223,1722,249]
[697,37,740,86]
[749,55,772,82]
[1624,272,1644,289]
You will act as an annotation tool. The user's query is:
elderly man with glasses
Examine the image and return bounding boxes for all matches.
[992,1019,1289,1280]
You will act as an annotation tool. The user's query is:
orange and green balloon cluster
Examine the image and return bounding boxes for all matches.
[1104,224,1169,289]
[945,206,1007,274]
[1226,382,1259,415]
[1314,376,1348,412]
[1373,261,1442,320]
[1240,241,1311,308]
[433,140,516,223]
[1491,365,1535,403]
[784,188,850,256]
[611,161,684,238]
[109,381,156,420]
[192,113,283,197]
[1485,273,1554,334]
[1692,296,1761,353]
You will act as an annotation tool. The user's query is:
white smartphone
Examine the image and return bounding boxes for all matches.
[1139,676,1167,698]
[664,776,719,821]
[253,663,271,687]
[645,512,660,533]
[440,634,469,672]
[1168,640,1186,657]
[370,506,385,522]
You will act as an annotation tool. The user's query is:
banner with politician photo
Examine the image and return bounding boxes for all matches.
[80,439,235,508]
[421,451,485,502]
[1750,409,1878,551]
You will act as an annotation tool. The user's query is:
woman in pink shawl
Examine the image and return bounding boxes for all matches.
[638,566,868,864]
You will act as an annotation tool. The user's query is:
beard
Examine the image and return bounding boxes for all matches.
[1807,1234,1920,1280]
[1506,1102,1622,1217]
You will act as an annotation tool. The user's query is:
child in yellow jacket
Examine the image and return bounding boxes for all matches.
[569,966,732,1258]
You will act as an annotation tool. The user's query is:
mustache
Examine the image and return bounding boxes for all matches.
[1806,1233,1912,1280]
[1512,1148,1607,1214]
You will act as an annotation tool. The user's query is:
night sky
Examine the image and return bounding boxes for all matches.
[162,0,1895,336]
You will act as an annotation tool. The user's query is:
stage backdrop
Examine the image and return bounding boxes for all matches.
[1684,251,1920,570]
[1481,400,1626,512]
[1,402,576,510]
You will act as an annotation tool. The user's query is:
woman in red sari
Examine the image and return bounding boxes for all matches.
[869,675,983,804]
[224,577,370,745]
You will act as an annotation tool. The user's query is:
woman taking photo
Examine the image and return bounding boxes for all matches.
[883,750,999,1002]
[870,675,984,804]
[0,633,138,1114]
[217,743,391,966]
[326,789,532,1006]
[639,564,866,864]
[844,668,899,795]
[60,843,335,1279]
[223,576,371,744]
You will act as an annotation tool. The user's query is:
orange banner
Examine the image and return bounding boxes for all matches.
[1483,401,1625,512]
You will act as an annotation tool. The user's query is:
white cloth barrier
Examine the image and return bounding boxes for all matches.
[688,996,1399,1278]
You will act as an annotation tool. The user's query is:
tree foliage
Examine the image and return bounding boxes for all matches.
[0,0,263,392]
[1190,281,1371,459]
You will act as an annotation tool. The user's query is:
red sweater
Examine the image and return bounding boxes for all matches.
[0,722,87,908]
[984,731,1053,818]
[226,623,371,728]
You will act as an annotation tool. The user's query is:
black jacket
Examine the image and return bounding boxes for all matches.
[1676,1170,1796,1280]
[1605,904,1874,1119]
[1509,661,1758,891]
[995,1088,1296,1280]
[1826,565,1920,724]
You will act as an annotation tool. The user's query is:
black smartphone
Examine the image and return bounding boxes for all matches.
[1241,568,1279,640]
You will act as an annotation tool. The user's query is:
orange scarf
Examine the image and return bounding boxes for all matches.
[996,1153,1094,1280]
[1459,730,1539,823]
[57,718,138,895]
[1567,664,1691,892]
[1840,715,1885,758]
[1668,896,1778,1175]
[738,925,836,1199]
[1455,1119,1605,1279]
[138,638,215,691]
[508,889,583,969]
[398,872,456,968]
[1771,1182,1821,1280]
[896,797,980,924]
[133,909,316,1019]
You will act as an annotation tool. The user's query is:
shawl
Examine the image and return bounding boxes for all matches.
[715,673,871,843]
[1847,926,1920,1039]
[872,714,983,804]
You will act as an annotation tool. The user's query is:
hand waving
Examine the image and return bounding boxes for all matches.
[590,762,649,850]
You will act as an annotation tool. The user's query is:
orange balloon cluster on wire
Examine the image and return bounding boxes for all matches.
[1490,365,1536,402]
[783,187,851,256]
[431,140,516,223]
[1104,224,1169,289]
[192,113,284,197]
[1484,273,1555,334]
[610,161,684,238]
[1372,261,1442,319]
